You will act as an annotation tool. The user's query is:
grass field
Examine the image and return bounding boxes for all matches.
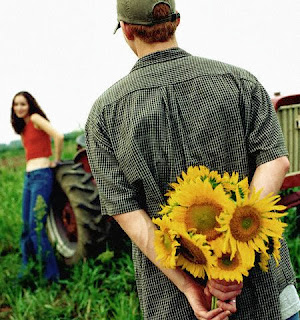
[0,135,299,319]
[0,137,141,320]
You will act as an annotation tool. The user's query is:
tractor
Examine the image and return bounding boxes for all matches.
[47,135,122,265]
[48,93,300,264]
[272,93,300,213]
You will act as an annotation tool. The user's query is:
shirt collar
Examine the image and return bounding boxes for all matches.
[131,47,191,72]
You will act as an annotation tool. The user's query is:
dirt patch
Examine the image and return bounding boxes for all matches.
[0,305,12,317]
[0,156,25,169]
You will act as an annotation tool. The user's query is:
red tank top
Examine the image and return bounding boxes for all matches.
[23,120,52,161]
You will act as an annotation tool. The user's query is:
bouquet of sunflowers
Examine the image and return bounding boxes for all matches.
[153,165,287,285]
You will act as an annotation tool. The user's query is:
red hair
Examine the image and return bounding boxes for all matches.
[127,3,178,43]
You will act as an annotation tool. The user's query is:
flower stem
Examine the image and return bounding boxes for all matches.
[211,295,218,310]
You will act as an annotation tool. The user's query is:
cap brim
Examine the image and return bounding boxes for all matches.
[113,22,120,34]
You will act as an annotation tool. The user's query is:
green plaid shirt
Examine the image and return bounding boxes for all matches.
[86,48,296,320]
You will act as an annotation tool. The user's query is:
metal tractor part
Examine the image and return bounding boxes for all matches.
[272,93,300,213]
[47,148,114,265]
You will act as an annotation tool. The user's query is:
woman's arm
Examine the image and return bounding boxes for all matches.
[30,113,64,164]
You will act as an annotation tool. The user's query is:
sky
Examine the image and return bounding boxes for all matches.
[1,0,300,145]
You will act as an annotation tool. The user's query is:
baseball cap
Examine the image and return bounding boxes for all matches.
[114,0,179,34]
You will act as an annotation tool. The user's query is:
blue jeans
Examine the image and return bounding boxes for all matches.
[287,313,299,320]
[21,168,59,281]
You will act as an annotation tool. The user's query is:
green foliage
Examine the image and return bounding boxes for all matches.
[63,130,84,142]
[0,132,141,319]
[0,249,141,319]
[0,146,25,161]
[0,159,24,253]
[283,206,300,290]
[0,140,22,152]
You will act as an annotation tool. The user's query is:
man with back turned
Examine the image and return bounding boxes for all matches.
[86,1,300,319]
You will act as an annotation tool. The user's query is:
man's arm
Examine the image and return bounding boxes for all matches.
[114,209,241,320]
[249,156,290,197]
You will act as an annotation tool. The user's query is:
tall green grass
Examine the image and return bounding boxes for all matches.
[0,249,140,319]
[0,137,141,320]
[0,148,24,254]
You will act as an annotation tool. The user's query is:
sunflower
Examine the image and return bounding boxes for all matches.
[168,165,224,193]
[159,204,173,216]
[221,171,239,194]
[258,251,270,272]
[272,237,282,266]
[258,236,282,272]
[153,216,180,269]
[169,179,235,241]
[169,166,209,192]
[184,165,210,182]
[176,231,216,279]
[217,188,287,268]
[236,177,250,200]
[209,233,227,257]
[207,170,222,189]
[222,172,249,202]
[209,250,249,283]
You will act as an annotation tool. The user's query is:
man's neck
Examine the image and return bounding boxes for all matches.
[135,37,178,58]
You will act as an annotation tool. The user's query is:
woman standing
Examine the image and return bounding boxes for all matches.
[11,91,64,281]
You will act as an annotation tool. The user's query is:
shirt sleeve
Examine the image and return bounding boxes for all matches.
[247,80,288,167]
[85,103,141,216]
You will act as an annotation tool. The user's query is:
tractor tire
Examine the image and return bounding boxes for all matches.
[47,161,112,265]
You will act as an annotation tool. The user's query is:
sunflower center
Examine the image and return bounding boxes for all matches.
[185,203,222,241]
[180,237,207,265]
[218,254,239,271]
[230,206,261,242]
[242,217,252,229]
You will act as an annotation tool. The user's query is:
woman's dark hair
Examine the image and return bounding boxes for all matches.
[10,91,49,134]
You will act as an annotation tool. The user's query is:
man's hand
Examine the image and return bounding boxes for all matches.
[114,210,243,319]
[183,279,232,320]
[205,279,243,314]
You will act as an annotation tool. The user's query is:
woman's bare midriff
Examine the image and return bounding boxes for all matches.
[26,157,51,172]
